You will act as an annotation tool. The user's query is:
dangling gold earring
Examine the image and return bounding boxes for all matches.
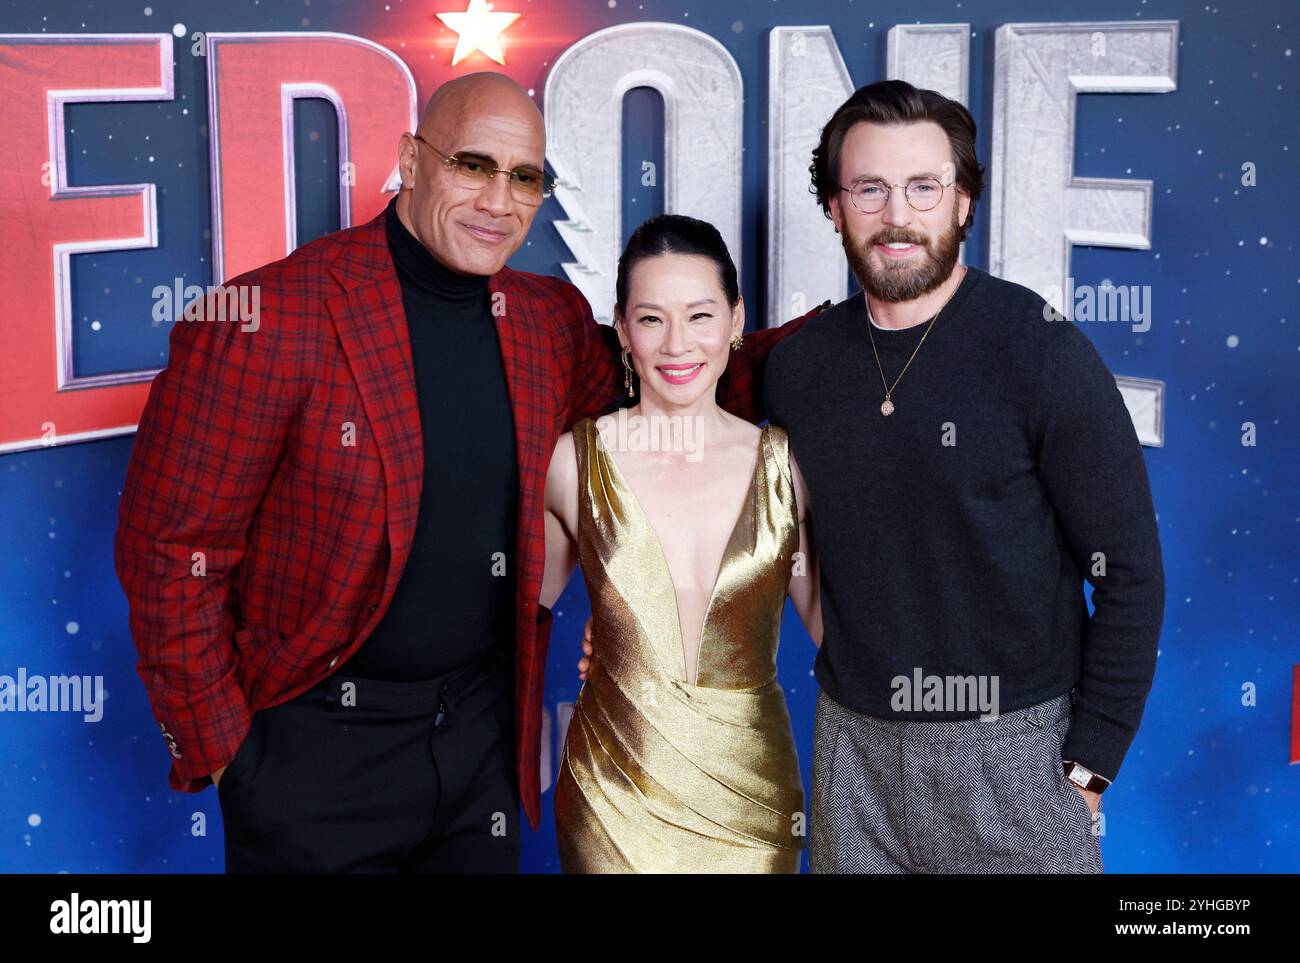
[621,346,635,396]
[730,334,744,352]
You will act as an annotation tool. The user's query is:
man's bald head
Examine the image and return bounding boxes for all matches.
[396,72,548,276]
[415,72,544,145]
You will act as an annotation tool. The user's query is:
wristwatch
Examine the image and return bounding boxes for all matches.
[1063,760,1111,794]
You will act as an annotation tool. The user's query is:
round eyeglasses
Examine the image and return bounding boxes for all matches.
[412,134,556,204]
[840,176,946,215]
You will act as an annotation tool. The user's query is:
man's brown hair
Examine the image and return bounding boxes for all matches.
[809,79,986,242]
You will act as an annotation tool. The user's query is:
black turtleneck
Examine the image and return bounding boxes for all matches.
[344,197,519,680]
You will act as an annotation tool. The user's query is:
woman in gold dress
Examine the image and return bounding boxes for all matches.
[540,214,823,873]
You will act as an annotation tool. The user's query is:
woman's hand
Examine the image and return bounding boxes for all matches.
[577,615,595,681]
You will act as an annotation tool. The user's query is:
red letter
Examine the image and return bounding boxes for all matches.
[205,32,417,281]
[0,33,172,453]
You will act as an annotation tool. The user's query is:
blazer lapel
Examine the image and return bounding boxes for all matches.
[323,220,555,665]
[325,213,424,627]
[487,266,560,832]
[487,267,553,612]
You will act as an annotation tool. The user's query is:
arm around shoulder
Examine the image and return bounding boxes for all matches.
[717,301,825,423]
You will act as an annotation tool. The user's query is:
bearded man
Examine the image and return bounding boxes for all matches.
[762,80,1165,873]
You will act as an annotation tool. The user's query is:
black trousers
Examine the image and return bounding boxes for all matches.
[218,646,520,873]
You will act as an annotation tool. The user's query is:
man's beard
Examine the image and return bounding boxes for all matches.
[843,206,962,303]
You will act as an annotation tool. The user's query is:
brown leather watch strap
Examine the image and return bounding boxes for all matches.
[1064,760,1112,794]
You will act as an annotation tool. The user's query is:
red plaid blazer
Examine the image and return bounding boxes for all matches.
[114,208,822,830]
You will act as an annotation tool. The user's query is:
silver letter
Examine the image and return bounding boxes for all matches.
[545,24,743,323]
[989,21,1178,306]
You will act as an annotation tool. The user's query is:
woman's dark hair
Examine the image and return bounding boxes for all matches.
[615,213,739,317]
[809,79,985,242]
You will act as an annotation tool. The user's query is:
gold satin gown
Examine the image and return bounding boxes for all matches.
[554,417,805,873]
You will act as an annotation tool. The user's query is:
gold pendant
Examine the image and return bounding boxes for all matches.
[881,398,895,416]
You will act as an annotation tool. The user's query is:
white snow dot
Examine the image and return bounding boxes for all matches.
[172,23,186,38]
[66,622,79,635]
[1226,335,1239,347]
[143,6,152,15]
[1259,236,1268,245]
[28,814,41,828]
[91,321,101,332]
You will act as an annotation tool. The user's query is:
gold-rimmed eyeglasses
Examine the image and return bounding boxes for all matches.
[412,134,556,204]
[841,176,946,215]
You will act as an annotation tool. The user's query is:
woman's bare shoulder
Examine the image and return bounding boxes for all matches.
[547,429,580,483]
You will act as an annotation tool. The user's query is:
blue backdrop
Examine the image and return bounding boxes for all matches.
[0,0,1296,873]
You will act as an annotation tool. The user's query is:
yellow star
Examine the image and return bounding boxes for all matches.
[437,0,521,66]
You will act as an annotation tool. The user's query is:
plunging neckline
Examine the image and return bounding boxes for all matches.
[591,420,767,686]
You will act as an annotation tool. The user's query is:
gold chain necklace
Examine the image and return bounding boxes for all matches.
[864,281,959,416]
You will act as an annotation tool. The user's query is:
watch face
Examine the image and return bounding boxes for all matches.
[1068,766,1092,788]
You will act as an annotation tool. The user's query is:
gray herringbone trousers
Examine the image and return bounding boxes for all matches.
[809,688,1104,873]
